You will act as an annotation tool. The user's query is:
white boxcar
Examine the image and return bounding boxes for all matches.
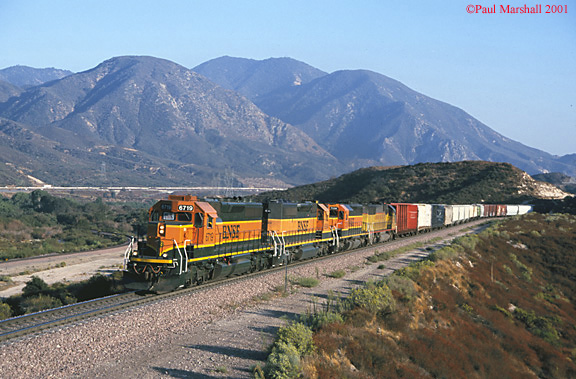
[452,205,469,224]
[416,204,432,231]
[507,205,520,216]
[444,205,454,226]
[518,205,533,215]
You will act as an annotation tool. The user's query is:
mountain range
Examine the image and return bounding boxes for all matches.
[0,56,574,187]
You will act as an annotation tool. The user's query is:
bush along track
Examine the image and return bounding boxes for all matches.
[259,213,576,378]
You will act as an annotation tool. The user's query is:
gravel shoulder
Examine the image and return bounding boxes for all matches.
[0,221,489,378]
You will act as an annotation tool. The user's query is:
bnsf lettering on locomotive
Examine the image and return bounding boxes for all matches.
[297,220,309,232]
[222,224,240,239]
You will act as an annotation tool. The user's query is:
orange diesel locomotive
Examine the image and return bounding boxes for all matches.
[125,195,395,291]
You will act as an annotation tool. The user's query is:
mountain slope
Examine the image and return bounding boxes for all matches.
[195,57,574,177]
[0,65,73,88]
[0,56,574,187]
[255,161,570,204]
[0,80,23,103]
[193,56,327,102]
[255,69,574,175]
[0,56,342,186]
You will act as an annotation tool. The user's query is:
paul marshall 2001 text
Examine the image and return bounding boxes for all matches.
[466,4,568,14]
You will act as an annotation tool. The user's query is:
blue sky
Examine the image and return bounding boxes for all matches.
[1,0,575,156]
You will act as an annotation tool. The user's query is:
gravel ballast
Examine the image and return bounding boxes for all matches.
[0,221,488,378]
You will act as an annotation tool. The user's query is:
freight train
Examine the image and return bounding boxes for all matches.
[124,195,532,291]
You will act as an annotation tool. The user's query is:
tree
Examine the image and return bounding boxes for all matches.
[22,276,50,297]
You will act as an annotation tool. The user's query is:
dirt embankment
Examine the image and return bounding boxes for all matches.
[0,244,129,298]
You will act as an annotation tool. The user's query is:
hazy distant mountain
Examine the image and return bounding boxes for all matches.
[0,55,574,187]
[0,56,341,186]
[193,56,327,102]
[256,69,575,175]
[0,65,73,88]
[0,80,23,103]
[0,117,198,186]
[196,57,574,177]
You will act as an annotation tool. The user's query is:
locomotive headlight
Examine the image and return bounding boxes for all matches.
[159,224,165,236]
[162,253,168,258]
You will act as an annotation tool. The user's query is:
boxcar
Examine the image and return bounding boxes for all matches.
[391,203,418,236]
[518,205,533,215]
[416,204,432,232]
[431,204,446,229]
[483,204,497,217]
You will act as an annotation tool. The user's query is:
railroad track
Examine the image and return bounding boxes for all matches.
[0,220,489,344]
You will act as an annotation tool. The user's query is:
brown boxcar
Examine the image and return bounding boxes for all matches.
[483,204,498,217]
[391,203,418,236]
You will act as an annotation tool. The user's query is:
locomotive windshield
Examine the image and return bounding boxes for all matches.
[162,212,175,221]
[177,212,192,222]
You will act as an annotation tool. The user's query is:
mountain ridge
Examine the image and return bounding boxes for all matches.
[195,57,574,176]
[0,65,73,88]
[0,55,574,187]
[254,161,571,204]
[0,56,342,186]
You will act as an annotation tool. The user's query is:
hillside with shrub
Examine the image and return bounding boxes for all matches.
[260,213,576,378]
[0,190,147,260]
[255,161,569,204]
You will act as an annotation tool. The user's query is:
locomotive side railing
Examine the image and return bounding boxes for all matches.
[172,239,190,275]
[270,230,286,257]
[123,237,135,270]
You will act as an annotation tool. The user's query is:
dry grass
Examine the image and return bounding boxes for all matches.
[303,213,576,378]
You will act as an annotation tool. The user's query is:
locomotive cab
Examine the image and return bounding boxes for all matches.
[327,204,350,233]
[128,195,221,290]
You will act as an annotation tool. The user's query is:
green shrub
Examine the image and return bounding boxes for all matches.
[21,294,62,313]
[385,275,417,303]
[0,275,12,283]
[0,302,12,320]
[395,260,435,281]
[276,322,315,356]
[345,282,396,315]
[453,234,479,251]
[428,246,460,262]
[299,311,344,332]
[513,308,560,345]
[22,276,49,297]
[291,276,319,288]
[327,269,346,278]
[265,342,302,379]
[509,253,532,281]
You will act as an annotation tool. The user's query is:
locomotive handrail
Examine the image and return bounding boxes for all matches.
[269,231,286,258]
[182,240,190,273]
[123,237,135,270]
[173,239,190,275]
[330,226,339,250]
